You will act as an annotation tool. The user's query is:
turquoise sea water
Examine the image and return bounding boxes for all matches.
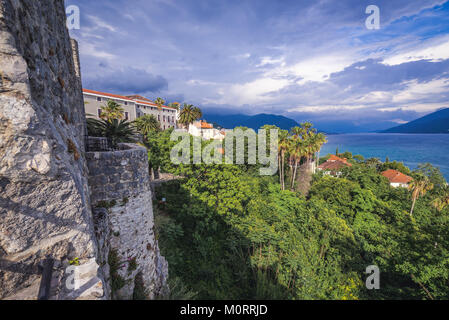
[320,134,449,181]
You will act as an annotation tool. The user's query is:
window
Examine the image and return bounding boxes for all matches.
[163,116,166,122]
[158,115,160,121]
[172,116,175,122]
[124,101,128,106]
[98,109,102,117]
[97,97,102,102]
[125,112,129,120]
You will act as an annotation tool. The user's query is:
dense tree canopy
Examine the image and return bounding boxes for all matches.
[146,125,449,300]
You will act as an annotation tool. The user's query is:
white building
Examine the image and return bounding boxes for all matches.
[188,120,226,140]
[83,89,179,130]
[381,169,413,188]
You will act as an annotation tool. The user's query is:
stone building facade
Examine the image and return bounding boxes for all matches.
[83,89,178,131]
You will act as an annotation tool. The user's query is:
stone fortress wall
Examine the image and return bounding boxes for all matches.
[0,0,167,300]
[87,143,168,299]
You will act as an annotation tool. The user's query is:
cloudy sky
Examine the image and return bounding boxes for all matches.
[67,0,449,132]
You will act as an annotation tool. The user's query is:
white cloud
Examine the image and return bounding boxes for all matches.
[288,104,368,113]
[393,78,449,103]
[378,103,449,113]
[87,15,117,32]
[256,56,285,67]
[232,53,251,60]
[212,77,290,105]
[270,54,355,84]
[123,13,135,21]
[390,119,409,124]
[383,37,449,66]
[187,79,219,86]
[79,41,117,60]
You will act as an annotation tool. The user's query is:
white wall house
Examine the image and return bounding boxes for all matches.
[317,155,352,177]
[83,89,179,130]
[188,120,226,140]
[381,169,413,188]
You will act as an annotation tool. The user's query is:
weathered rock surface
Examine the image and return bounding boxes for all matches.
[0,0,105,299]
[0,0,168,300]
[87,144,168,300]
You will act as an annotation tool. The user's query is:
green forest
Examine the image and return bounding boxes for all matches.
[143,124,449,300]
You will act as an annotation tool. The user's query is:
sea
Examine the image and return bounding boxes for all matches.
[320,133,449,181]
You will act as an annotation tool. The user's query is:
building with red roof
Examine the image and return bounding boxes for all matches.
[83,89,178,130]
[317,155,352,176]
[381,169,413,188]
[188,120,225,140]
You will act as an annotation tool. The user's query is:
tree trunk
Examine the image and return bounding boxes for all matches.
[296,157,314,196]
[410,196,417,216]
[278,154,282,186]
[291,161,298,191]
[281,152,285,191]
[154,167,160,180]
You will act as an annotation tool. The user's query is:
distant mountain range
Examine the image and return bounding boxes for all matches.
[383,108,449,134]
[203,108,449,134]
[203,113,300,131]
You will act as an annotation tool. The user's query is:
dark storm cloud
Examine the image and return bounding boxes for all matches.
[67,0,449,131]
[83,68,168,94]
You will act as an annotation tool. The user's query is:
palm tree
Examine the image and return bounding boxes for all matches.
[366,158,381,170]
[134,114,160,138]
[87,118,137,148]
[193,106,202,119]
[289,129,304,191]
[179,104,202,128]
[154,98,166,111]
[168,102,180,110]
[309,132,327,173]
[408,174,434,216]
[100,100,125,122]
[290,123,327,194]
[278,130,289,190]
[432,185,449,212]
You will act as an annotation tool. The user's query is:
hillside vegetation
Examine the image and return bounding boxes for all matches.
[146,127,449,300]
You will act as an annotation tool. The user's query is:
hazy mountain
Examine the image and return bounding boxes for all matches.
[313,120,401,134]
[203,113,300,131]
[383,108,449,134]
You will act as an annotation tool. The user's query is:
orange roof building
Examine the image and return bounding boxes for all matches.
[318,160,350,171]
[194,120,213,129]
[327,155,352,166]
[83,89,178,130]
[381,169,413,187]
[317,155,352,176]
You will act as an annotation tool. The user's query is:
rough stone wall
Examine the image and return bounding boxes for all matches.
[87,143,168,300]
[0,0,105,299]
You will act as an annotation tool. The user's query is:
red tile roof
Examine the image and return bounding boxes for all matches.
[381,169,413,184]
[318,154,353,171]
[195,120,213,129]
[318,160,351,171]
[83,89,134,102]
[82,89,177,110]
[126,95,152,102]
[328,155,352,166]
